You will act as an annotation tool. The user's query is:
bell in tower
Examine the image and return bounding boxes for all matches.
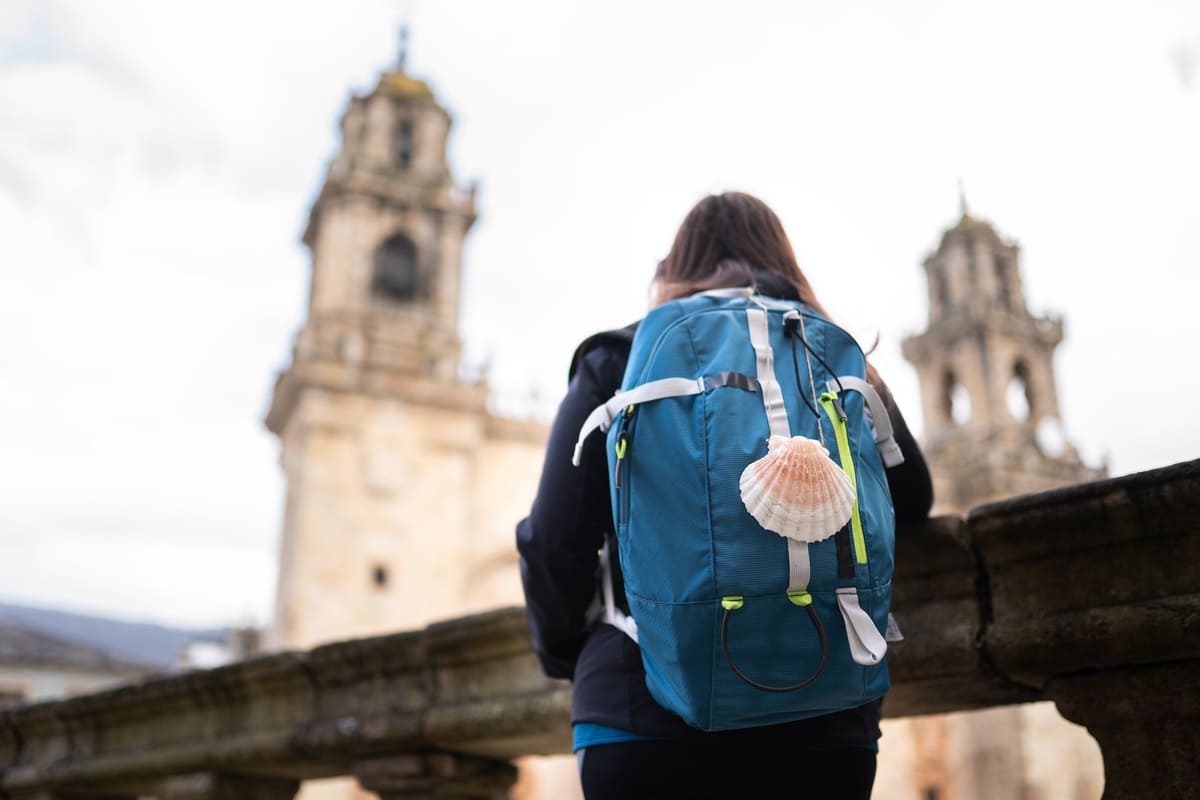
[901,204,1106,513]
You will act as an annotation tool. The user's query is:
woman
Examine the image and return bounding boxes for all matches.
[517,192,933,799]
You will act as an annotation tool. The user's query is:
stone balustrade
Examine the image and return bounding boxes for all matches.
[2,460,1197,800]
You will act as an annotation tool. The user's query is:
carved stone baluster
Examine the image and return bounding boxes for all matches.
[354,754,517,800]
[158,773,299,800]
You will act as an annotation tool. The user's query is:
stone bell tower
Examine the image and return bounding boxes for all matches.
[881,206,1108,800]
[901,205,1105,514]
[264,37,546,652]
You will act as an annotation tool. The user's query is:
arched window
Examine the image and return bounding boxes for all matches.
[371,563,389,590]
[395,121,414,168]
[994,254,1012,309]
[1006,360,1033,422]
[935,268,951,315]
[942,369,971,426]
[372,233,418,301]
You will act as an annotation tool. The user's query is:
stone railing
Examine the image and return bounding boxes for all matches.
[2,460,1197,800]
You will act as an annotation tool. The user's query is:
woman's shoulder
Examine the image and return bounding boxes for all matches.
[568,322,639,383]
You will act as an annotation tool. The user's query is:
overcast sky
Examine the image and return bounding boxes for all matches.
[1,1,1197,629]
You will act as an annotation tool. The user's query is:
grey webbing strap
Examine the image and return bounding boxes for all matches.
[697,286,754,299]
[693,287,799,311]
[599,538,638,642]
[705,372,759,393]
[746,308,810,594]
[836,587,888,665]
[787,539,810,590]
[572,376,705,466]
[826,376,905,467]
[746,309,790,438]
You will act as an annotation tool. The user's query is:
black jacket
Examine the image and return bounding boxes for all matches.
[516,310,934,747]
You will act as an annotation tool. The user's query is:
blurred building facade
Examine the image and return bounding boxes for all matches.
[0,603,241,710]
[267,46,1109,800]
[0,617,152,709]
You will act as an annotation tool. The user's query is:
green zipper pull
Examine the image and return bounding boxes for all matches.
[613,405,637,489]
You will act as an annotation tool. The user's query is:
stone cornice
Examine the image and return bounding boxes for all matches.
[302,171,476,248]
[969,459,1200,687]
[901,307,1063,359]
[265,362,490,437]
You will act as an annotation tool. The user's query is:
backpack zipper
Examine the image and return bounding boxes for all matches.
[614,405,637,525]
[819,391,867,565]
[636,303,863,386]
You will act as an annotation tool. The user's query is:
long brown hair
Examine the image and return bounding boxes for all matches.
[655,191,886,399]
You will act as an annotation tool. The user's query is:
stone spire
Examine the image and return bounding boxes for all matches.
[397,24,409,72]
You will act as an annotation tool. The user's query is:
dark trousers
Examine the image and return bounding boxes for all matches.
[578,739,877,800]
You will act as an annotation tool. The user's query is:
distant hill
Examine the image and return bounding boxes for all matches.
[0,602,228,671]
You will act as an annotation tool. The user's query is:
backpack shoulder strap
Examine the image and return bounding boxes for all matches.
[568,323,638,382]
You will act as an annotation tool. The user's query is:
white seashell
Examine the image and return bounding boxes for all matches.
[739,435,856,543]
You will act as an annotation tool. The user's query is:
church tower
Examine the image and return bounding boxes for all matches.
[264,38,546,651]
[901,206,1105,513]
[882,207,1108,800]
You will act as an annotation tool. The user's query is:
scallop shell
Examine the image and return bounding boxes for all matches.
[739,435,856,543]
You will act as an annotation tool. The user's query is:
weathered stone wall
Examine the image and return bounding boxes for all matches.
[3,460,1196,800]
[271,389,546,651]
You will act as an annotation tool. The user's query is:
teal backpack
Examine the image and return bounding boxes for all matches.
[574,289,904,731]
